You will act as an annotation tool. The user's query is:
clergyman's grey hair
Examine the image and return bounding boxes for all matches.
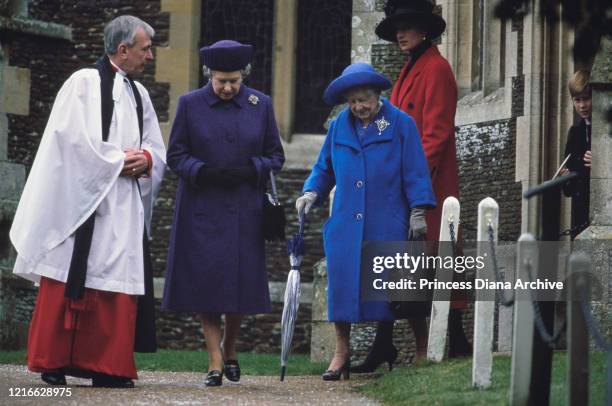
[202,64,252,79]
[104,15,155,55]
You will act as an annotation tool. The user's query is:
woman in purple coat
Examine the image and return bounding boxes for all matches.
[162,40,285,386]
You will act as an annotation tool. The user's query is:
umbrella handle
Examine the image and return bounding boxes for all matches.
[269,171,279,201]
[298,212,306,235]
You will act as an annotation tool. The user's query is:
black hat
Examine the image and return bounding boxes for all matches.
[375,0,446,42]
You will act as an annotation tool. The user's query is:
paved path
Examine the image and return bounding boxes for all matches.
[0,365,380,405]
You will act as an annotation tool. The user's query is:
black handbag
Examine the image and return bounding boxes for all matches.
[263,171,286,241]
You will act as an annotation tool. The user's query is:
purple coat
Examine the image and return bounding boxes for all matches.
[162,83,285,313]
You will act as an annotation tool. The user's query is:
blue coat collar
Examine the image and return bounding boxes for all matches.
[202,82,248,108]
[335,98,398,151]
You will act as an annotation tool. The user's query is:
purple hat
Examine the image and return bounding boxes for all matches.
[200,40,253,71]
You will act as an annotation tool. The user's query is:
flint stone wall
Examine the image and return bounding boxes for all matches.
[3,0,322,353]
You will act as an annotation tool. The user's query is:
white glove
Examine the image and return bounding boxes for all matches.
[296,191,318,217]
[409,207,427,239]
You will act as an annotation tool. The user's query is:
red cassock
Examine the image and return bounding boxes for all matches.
[390,46,459,242]
[27,277,138,379]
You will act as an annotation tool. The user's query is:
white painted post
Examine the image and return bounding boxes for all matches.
[427,196,460,362]
[472,197,498,389]
[509,233,538,405]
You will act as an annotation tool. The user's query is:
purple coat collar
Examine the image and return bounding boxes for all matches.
[202,82,248,108]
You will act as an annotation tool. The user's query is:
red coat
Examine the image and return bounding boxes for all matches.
[390,46,459,241]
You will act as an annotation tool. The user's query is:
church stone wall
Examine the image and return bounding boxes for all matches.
[7,0,169,169]
[1,0,321,354]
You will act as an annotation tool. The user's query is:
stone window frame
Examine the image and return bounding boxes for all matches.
[438,0,518,126]
[156,0,325,169]
[272,0,352,142]
[271,0,298,142]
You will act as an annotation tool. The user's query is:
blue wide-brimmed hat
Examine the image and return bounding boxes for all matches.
[323,63,392,105]
[200,40,253,71]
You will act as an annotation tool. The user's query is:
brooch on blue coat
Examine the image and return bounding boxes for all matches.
[248,94,259,105]
[375,117,390,135]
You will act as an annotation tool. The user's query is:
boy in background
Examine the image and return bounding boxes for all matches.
[560,70,592,239]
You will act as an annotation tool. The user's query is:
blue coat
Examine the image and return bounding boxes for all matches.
[162,83,284,313]
[303,99,435,322]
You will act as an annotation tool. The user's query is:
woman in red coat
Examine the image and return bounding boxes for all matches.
[390,37,458,237]
[352,0,470,373]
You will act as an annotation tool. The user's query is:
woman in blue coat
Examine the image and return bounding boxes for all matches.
[162,40,284,386]
[296,63,435,380]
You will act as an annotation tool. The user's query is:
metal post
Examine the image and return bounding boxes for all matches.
[510,233,537,406]
[567,252,590,406]
[528,187,561,405]
[472,197,498,389]
[427,196,460,362]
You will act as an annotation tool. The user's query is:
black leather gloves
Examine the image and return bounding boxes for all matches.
[197,165,258,188]
[230,165,258,184]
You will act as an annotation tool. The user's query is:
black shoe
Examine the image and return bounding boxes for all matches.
[92,374,135,388]
[223,359,240,382]
[204,370,223,387]
[351,344,398,373]
[41,372,66,386]
[322,359,350,381]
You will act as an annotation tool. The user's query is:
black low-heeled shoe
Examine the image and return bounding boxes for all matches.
[92,373,134,388]
[322,359,351,381]
[41,372,67,386]
[223,359,241,382]
[204,370,223,387]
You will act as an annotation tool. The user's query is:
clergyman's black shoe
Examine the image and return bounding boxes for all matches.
[92,374,135,388]
[204,370,223,387]
[41,372,66,386]
[224,359,241,382]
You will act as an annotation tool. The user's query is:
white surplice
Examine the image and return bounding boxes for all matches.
[10,67,166,295]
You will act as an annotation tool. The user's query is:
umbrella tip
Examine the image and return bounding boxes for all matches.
[280,366,286,381]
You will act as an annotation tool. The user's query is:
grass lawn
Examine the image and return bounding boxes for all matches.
[0,349,327,377]
[136,350,327,376]
[358,351,608,405]
[1,349,606,404]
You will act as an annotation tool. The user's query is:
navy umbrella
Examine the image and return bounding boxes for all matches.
[280,214,306,381]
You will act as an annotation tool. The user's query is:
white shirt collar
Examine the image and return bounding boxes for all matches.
[109,59,127,77]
